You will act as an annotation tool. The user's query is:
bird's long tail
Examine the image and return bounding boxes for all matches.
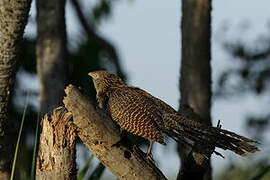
[162,113,260,157]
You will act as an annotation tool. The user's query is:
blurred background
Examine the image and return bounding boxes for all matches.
[13,0,270,179]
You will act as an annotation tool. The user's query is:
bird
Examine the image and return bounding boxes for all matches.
[88,70,260,160]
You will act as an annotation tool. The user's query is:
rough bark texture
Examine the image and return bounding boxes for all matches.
[36,107,77,180]
[0,0,32,179]
[178,0,212,180]
[36,0,68,116]
[63,85,167,180]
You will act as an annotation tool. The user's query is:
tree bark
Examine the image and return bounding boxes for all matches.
[0,0,32,178]
[178,0,212,179]
[36,0,69,116]
[63,85,167,180]
[36,107,77,180]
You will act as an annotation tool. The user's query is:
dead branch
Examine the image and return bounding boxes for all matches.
[36,107,77,180]
[63,85,167,180]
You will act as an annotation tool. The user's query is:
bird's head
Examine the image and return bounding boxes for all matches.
[88,71,125,94]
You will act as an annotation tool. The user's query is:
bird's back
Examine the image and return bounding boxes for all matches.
[107,87,165,144]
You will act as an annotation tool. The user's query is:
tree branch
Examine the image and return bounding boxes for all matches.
[70,0,126,79]
[63,85,167,180]
[36,107,77,180]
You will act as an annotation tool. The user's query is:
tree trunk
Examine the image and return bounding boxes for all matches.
[36,107,77,180]
[63,85,167,180]
[178,0,212,179]
[36,0,69,116]
[0,0,32,178]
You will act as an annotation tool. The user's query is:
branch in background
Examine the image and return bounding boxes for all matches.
[36,107,77,179]
[0,0,32,178]
[88,162,105,180]
[63,85,167,180]
[70,0,126,80]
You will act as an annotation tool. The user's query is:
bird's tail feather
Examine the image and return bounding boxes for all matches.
[162,113,260,157]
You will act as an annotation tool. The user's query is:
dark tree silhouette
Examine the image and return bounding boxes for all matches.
[178,0,212,179]
[36,0,69,116]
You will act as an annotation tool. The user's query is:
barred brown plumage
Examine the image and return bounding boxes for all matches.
[88,71,260,159]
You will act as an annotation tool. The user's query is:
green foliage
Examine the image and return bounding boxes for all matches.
[216,25,270,139]
[31,112,40,180]
[216,28,270,97]
[70,35,115,99]
[218,161,270,180]
[77,155,94,180]
[246,115,270,141]
[216,23,270,180]
[77,156,105,180]
[93,0,112,24]
[88,163,105,180]
[11,95,28,180]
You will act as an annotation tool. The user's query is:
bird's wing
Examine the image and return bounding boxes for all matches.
[107,87,165,144]
[130,87,177,114]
